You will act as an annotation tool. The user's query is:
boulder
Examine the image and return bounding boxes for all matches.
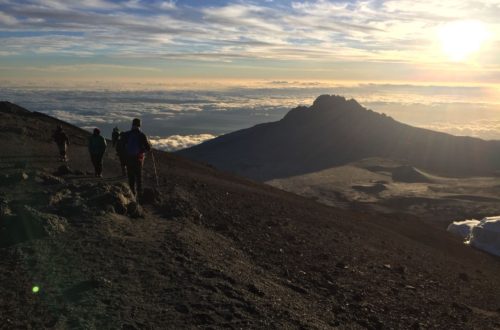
[47,182,143,219]
[92,183,135,215]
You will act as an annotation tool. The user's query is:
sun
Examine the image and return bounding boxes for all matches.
[438,20,490,62]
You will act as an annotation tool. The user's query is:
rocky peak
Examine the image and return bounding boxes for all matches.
[311,94,363,112]
[283,95,369,122]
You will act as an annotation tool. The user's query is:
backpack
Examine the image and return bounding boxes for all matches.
[126,131,142,156]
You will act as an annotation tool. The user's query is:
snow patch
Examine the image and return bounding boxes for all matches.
[447,220,480,239]
[447,216,500,257]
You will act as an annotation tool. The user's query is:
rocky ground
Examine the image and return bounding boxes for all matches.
[1,101,500,329]
[268,158,500,228]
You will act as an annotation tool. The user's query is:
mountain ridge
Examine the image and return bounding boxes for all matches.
[178,95,500,181]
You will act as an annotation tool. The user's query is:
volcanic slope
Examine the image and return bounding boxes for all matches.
[178,95,500,181]
[1,101,500,329]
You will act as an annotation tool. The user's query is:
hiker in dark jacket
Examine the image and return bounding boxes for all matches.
[52,125,70,162]
[111,127,120,147]
[115,132,127,176]
[88,128,107,178]
[123,118,151,197]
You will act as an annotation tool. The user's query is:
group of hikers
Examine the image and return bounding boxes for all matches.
[52,118,152,197]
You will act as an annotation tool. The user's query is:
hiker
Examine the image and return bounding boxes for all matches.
[123,118,151,197]
[88,128,107,178]
[112,127,120,147]
[52,125,70,162]
[115,132,127,176]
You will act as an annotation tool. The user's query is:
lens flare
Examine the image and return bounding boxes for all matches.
[32,286,40,293]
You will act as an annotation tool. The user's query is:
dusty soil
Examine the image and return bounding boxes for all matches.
[268,158,500,228]
[1,102,500,329]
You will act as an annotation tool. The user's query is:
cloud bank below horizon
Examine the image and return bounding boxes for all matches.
[150,134,217,151]
[1,82,500,144]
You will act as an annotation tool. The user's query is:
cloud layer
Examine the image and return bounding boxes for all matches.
[1,0,500,81]
[150,134,217,151]
[2,82,500,143]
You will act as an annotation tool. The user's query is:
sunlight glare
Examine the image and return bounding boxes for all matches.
[439,20,490,62]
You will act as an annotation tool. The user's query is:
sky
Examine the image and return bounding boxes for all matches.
[1,0,499,83]
[1,0,500,148]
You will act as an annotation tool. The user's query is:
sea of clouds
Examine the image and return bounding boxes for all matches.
[1,81,500,151]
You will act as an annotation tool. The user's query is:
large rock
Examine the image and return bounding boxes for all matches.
[86,183,135,215]
[49,182,140,218]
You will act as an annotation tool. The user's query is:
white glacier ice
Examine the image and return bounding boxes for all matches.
[448,216,500,257]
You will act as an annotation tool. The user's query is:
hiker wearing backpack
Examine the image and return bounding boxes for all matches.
[112,127,120,147]
[115,131,128,176]
[123,118,151,197]
[52,125,70,162]
[88,128,107,178]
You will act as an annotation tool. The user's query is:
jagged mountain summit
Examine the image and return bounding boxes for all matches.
[178,95,500,181]
[1,101,500,328]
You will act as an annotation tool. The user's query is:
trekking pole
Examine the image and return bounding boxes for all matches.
[150,149,160,188]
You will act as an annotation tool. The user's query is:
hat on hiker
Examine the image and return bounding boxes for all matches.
[132,118,141,128]
[93,128,100,134]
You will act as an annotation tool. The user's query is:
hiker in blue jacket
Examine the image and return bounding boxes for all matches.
[88,128,107,178]
[123,118,151,197]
